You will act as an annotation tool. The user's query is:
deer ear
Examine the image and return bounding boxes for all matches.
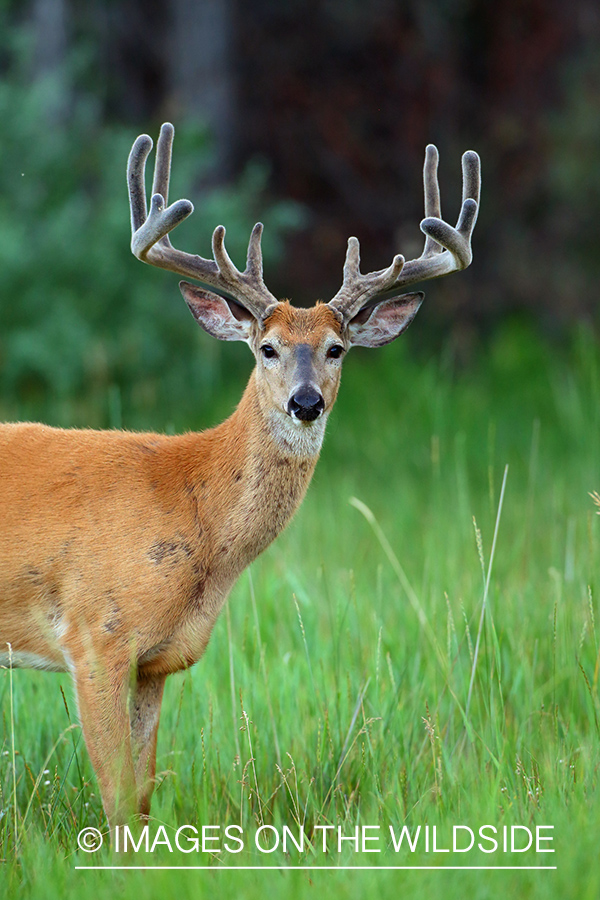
[179,282,255,342]
[347,292,424,348]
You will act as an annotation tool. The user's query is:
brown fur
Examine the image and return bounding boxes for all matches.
[264,300,343,338]
[0,284,423,829]
[0,320,332,827]
[2,123,479,830]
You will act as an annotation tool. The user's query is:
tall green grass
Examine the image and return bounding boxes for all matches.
[1,321,600,898]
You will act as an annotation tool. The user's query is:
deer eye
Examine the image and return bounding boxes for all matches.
[261,344,278,360]
[327,344,344,359]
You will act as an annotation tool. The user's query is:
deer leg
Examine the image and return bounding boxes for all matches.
[129,672,166,817]
[71,654,137,828]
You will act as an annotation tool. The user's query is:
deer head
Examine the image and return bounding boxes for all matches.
[128,124,480,450]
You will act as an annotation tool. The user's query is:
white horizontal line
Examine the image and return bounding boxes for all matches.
[76,865,557,871]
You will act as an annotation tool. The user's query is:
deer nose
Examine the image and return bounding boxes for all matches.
[288,386,325,422]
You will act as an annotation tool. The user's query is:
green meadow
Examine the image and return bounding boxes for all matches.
[1,321,600,898]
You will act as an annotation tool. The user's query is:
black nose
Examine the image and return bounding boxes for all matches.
[288,386,324,421]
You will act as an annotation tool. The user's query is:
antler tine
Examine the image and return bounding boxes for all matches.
[391,147,480,291]
[211,223,278,319]
[128,133,153,234]
[462,149,481,207]
[151,122,174,207]
[127,129,194,261]
[422,144,442,257]
[329,145,480,321]
[127,123,279,323]
[246,222,265,279]
[328,237,405,321]
[212,224,240,283]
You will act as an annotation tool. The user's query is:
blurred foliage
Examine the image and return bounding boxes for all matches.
[0,36,304,421]
[233,0,600,332]
[547,43,600,280]
[2,0,600,423]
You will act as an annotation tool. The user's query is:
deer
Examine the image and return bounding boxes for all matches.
[0,123,480,832]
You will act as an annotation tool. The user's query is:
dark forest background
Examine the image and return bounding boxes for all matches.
[1,0,599,417]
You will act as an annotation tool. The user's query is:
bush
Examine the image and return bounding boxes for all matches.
[0,61,303,426]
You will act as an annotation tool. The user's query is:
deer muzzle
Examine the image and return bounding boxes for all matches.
[287,386,325,422]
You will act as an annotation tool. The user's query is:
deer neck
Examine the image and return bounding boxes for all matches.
[192,370,325,575]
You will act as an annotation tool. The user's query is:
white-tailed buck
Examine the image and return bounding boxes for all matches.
[0,124,479,829]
